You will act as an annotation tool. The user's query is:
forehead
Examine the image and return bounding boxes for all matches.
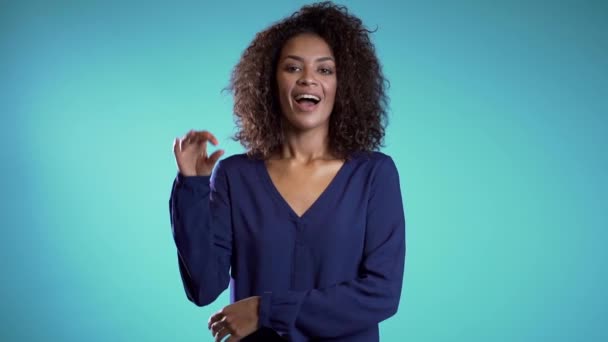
[279,33,334,60]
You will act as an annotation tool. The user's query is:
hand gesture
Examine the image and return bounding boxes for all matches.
[208,296,261,342]
[173,130,225,177]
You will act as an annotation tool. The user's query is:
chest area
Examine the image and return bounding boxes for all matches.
[265,160,344,218]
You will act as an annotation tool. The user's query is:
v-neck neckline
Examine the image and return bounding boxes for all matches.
[257,157,351,222]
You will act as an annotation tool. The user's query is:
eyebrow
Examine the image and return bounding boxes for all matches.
[284,55,335,63]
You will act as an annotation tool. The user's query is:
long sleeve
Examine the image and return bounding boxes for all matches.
[168,160,232,306]
[258,156,406,339]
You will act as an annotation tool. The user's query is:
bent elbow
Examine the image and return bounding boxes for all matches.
[189,295,213,307]
[388,300,400,318]
[379,289,402,321]
[185,286,222,307]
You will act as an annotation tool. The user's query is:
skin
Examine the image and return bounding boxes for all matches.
[275,33,337,141]
[268,33,344,218]
[172,33,343,341]
[173,130,224,177]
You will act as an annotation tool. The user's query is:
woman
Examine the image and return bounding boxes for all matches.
[169,2,406,341]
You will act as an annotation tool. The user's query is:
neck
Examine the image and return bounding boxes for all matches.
[276,125,334,162]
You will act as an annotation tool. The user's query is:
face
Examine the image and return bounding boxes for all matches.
[276,33,337,132]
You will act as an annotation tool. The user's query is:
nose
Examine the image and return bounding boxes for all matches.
[296,68,318,86]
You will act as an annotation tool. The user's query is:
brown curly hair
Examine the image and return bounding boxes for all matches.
[228,1,389,159]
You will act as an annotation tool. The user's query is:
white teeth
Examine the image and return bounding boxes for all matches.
[294,94,321,101]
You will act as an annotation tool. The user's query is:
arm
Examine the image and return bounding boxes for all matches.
[169,159,232,306]
[259,156,406,339]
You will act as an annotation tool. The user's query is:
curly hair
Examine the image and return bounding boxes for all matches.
[228,1,389,159]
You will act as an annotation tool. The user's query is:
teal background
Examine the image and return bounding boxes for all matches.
[1,0,606,341]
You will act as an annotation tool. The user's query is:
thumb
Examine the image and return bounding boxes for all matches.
[207,149,225,166]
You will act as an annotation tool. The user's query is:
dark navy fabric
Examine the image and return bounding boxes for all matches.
[169,151,406,341]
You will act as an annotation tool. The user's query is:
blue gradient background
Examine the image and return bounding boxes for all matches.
[1,0,606,341]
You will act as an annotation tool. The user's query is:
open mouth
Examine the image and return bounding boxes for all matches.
[294,93,321,112]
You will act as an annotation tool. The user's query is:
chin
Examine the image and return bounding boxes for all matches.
[285,111,330,131]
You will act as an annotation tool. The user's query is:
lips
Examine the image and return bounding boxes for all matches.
[293,92,322,112]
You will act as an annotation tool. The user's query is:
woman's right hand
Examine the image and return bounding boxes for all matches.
[173,130,225,177]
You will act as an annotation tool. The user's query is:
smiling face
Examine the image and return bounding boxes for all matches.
[276,33,337,132]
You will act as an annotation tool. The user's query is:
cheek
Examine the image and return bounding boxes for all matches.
[277,77,293,97]
[275,79,289,103]
[326,80,338,102]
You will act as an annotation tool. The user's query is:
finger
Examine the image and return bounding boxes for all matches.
[173,137,179,154]
[180,130,194,150]
[202,131,220,146]
[208,312,224,330]
[192,130,219,146]
[210,318,227,337]
[183,132,205,150]
[184,129,196,144]
[215,325,232,342]
[207,149,225,165]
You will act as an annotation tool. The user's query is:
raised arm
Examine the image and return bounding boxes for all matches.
[168,131,231,306]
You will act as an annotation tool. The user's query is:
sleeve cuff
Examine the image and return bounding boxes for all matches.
[176,172,211,188]
[259,291,273,329]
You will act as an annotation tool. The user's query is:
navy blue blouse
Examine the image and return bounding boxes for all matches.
[169,151,406,341]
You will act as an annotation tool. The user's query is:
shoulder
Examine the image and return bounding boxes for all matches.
[217,153,255,168]
[220,153,254,165]
[351,151,397,171]
[349,151,401,188]
[212,153,259,178]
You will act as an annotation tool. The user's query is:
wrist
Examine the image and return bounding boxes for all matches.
[179,170,197,177]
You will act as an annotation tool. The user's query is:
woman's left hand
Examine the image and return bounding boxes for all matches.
[208,296,261,342]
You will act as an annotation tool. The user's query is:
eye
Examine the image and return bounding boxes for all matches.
[285,65,301,73]
[319,67,334,75]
